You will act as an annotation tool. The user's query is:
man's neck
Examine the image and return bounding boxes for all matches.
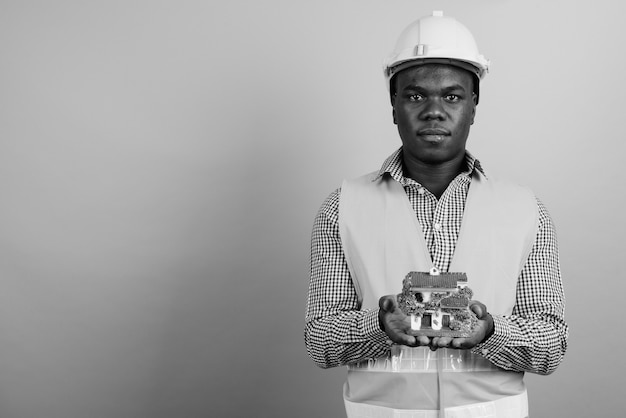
[402,154,467,199]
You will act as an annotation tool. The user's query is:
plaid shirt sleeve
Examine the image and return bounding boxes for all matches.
[471,199,569,375]
[304,188,392,368]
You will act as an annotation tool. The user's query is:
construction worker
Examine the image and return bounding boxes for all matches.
[305,11,568,418]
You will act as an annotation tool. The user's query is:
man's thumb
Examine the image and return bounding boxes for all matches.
[470,301,487,319]
[379,295,395,312]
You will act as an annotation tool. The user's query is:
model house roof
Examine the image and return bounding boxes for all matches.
[405,271,468,290]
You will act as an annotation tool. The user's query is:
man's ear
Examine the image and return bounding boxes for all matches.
[470,93,477,125]
[393,107,398,125]
[391,95,398,125]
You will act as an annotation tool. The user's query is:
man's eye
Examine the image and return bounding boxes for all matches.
[408,94,424,102]
[445,94,460,102]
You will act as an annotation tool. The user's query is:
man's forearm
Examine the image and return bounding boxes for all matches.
[304,309,390,368]
[474,199,568,374]
[472,313,568,374]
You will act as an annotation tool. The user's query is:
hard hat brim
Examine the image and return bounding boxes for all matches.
[387,58,484,82]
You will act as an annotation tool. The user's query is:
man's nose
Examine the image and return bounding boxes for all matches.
[420,99,446,120]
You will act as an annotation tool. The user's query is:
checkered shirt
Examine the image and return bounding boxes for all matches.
[305,147,568,374]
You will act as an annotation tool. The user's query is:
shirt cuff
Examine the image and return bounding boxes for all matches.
[362,308,390,345]
[471,314,511,358]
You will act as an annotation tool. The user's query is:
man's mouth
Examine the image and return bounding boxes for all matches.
[417,128,450,135]
[417,128,450,143]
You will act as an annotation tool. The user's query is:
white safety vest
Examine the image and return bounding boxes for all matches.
[338,170,538,418]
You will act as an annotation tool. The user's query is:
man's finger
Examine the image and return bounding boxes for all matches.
[436,337,453,347]
[451,338,467,349]
[400,334,418,347]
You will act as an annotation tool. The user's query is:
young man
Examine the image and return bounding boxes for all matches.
[305,11,568,418]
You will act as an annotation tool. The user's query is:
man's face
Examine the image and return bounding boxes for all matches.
[392,64,477,166]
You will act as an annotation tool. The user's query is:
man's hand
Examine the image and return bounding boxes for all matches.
[378,295,429,347]
[428,300,495,351]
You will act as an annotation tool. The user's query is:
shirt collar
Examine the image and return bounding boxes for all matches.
[374,147,486,185]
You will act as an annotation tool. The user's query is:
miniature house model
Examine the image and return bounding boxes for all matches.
[397,268,476,338]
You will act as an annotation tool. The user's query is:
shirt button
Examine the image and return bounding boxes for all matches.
[434,222,442,231]
[417,187,425,195]
[481,348,489,356]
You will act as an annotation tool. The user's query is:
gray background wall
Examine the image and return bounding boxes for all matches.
[0,0,623,417]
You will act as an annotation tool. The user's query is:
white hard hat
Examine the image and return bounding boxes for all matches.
[384,11,490,95]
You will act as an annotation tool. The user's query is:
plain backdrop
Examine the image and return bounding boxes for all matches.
[0,1,624,417]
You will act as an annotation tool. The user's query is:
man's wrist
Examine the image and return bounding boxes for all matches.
[481,312,495,343]
[365,309,389,341]
[378,308,385,332]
